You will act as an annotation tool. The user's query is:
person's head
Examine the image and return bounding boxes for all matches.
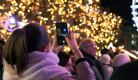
[0,43,3,64]
[79,38,97,57]
[99,54,111,65]
[58,51,74,73]
[3,23,50,76]
[101,48,110,55]
[112,54,130,70]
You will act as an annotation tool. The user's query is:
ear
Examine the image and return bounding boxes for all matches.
[41,46,47,52]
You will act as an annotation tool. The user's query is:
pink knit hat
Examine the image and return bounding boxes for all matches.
[99,54,111,64]
[112,54,130,68]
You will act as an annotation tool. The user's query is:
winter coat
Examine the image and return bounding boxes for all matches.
[99,54,113,80]
[80,49,104,80]
[3,51,96,80]
[0,64,3,80]
[110,60,138,80]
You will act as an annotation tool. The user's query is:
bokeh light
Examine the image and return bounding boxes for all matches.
[0,0,122,52]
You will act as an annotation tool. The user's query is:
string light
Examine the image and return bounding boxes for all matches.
[0,0,122,52]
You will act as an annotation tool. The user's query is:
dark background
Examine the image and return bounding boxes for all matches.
[100,0,133,26]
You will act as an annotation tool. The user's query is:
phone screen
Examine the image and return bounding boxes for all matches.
[56,22,68,45]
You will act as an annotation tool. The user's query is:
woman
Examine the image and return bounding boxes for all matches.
[112,53,130,70]
[58,51,78,79]
[58,51,74,73]
[99,54,113,80]
[3,23,95,80]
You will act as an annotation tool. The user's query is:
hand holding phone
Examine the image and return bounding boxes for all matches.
[56,22,69,45]
[51,30,64,52]
[65,31,79,53]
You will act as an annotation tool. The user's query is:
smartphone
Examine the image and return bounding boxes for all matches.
[56,22,69,45]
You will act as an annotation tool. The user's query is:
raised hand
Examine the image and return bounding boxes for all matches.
[65,31,79,53]
[51,30,64,52]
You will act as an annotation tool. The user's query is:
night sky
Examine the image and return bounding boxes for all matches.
[100,0,133,26]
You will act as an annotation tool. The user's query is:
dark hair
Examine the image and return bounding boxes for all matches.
[58,51,70,67]
[3,23,50,76]
[68,50,74,55]
[0,39,5,46]
[0,43,3,64]
[101,48,110,55]
[23,23,50,53]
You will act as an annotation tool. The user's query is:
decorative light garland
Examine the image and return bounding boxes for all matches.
[0,0,122,52]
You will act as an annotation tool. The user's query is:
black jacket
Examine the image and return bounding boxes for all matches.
[110,60,138,80]
[0,64,3,80]
[80,49,104,80]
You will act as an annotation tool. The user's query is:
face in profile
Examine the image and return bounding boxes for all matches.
[64,58,74,73]
[83,40,97,57]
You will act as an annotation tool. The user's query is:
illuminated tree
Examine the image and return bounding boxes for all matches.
[0,0,122,52]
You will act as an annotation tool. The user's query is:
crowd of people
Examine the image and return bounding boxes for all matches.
[0,23,137,80]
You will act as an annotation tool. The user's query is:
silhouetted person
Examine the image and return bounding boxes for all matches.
[0,39,5,46]
[0,43,3,80]
[109,47,114,59]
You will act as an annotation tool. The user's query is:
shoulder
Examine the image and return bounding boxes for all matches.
[95,59,103,66]
[95,59,102,63]
[51,73,76,80]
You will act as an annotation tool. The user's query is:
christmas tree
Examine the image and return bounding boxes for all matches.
[0,0,122,52]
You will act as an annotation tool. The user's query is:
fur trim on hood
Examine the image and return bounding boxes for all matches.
[3,51,71,80]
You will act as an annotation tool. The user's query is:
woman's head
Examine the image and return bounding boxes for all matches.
[23,23,50,53]
[58,51,74,73]
[3,23,50,76]
[112,53,130,70]
[99,54,111,65]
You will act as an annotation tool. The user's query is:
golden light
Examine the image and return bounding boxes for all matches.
[0,0,122,52]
